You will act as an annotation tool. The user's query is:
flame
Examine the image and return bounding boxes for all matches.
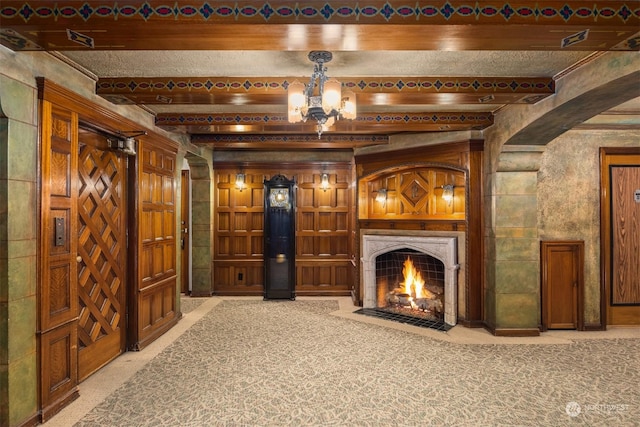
[401,257,434,300]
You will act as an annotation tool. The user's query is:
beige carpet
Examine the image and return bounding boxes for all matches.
[45,297,639,426]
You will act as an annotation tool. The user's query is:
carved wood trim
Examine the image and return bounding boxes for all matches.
[36,78,179,152]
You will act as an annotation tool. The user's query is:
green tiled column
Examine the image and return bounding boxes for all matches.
[0,75,39,426]
[187,156,213,297]
[485,149,543,334]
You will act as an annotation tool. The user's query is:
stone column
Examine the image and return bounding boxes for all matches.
[186,156,214,296]
[485,147,543,335]
[0,75,39,425]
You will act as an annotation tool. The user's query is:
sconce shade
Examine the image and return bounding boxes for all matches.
[322,79,342,114]
[375,188,387,204]
[341,90,357,120]
[321,173,330,191]
[236,173,245,190]
[287,80,305,123]
[442,184,454,203]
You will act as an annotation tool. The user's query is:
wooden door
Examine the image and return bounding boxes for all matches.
[77,128,127,381]
[601,149,640,326]
[131,141,178,350]
[540,241,584,330]
[181,170,190,294]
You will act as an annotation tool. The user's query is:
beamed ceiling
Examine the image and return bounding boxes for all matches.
[1,1,639,149]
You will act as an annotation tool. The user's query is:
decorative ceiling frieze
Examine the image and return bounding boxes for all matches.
[96,76,555,106]
[156,112,493,134]
[1,1,637,24]
[1,1,638,51]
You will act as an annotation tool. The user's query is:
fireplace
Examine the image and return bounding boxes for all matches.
[377,250,445,321]
[362,234,459,326]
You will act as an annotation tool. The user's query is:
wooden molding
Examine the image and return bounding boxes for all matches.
[36,78,179,152]
[583,323,605,332]
[487,326,541,337]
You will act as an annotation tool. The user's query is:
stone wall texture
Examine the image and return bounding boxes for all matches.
[538,129,639,324]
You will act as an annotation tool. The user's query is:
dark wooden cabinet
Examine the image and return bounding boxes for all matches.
[264,175,296,299]
[540,241,584,330]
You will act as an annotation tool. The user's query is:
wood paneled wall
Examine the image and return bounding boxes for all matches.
[360,167,466,220]
[213,162,353,296]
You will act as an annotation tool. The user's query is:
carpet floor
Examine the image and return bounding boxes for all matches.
[46,297,639,426]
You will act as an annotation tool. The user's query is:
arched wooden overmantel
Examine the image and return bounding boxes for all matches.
[358,162,468,221]
[484,51,640,335]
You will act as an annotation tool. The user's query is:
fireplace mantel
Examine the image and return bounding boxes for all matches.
[361,233,459,326]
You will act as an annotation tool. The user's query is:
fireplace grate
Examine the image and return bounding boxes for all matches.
[354,308,453,332]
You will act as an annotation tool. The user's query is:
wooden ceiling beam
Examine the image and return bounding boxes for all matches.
[1,1,638,52]
[191,134,390,149]
[156,111,493,134]
[97,76,554,106]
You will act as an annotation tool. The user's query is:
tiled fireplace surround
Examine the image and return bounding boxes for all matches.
[361,231,461,326]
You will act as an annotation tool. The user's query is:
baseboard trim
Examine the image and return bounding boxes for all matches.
[484,323,541,337]
[39,387,80,424]
[583,323,605,331]
[190,290,214,297]
[458,319,485,328]
[493,328,541,337]
[16,412,40,427]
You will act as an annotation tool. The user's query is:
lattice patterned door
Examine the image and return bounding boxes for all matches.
[77,131,127,381]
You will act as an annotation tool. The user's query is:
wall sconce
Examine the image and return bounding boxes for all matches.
[442,184,454,205]
[321,173,330,191]
[375,188,387,205]
[235,173,245,191]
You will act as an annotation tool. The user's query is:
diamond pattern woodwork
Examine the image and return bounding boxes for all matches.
[77,144,125,378]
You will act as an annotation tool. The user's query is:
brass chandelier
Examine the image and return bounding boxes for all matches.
[287,51,356,138]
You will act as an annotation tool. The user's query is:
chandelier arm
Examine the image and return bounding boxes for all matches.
[305,71,316,98]
[317,63,327,96]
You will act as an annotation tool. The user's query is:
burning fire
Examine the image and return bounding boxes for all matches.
[384,256,444,318]
[401,257,434,301]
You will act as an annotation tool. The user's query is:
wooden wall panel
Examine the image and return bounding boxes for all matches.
[38,101,80,421]
[213,261,263,294]
[213,163,353,296]
[362,168,465,220]
[38,323,78,421]
[133,141,178,349]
